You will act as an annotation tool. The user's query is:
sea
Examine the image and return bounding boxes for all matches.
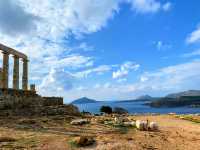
[74,101,200,114]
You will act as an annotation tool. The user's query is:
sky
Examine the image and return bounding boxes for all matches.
[0,0,200,102]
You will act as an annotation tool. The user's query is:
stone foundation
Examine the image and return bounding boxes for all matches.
[0,88,79,116]
[43,97,63,106]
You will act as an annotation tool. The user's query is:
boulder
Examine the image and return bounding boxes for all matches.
[73,136,95,147]
[114,117,129,124]
[114,117,122,124]
[70,119,89,125]
[149,122,159,131]
[123,121,136,127]
[136,120,148,131]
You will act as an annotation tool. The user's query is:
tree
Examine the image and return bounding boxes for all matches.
[113,107,128,114]
[100,106,112,114]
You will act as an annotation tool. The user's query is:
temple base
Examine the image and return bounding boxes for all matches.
[0,88,66,116]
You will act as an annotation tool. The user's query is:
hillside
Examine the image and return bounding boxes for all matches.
[166,90,200,98]
[71,97,97,104]
[148,96,200,108]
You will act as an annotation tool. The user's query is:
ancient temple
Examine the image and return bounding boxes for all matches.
[0,43,35,95]
[0,43,68,116]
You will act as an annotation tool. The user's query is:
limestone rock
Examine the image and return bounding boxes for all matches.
[70,119,89,125]
[136,120,148,131]
[114,117,129,124]
[149,122,159,131]
[73,136,95,147]
[123,121,136,127]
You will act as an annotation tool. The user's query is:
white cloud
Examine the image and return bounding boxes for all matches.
[112,61,140,79]
[70,60,200,100]
[74,65,112,78]
[127,0,161,13]
[127,0,171,14]
[78,42,94,51]
[155,40,172,50]
[0,0,121,97]
[162,2,171,11]
[117,78,127,83]
[0,0,39,36]
[182,49,200,58]
[0,0,173,100]
[39,68,75,96]
[138,60,200,92]
[140,76,148,82]
[44,54,94,69]
[186,26,200,44]
[156,41,163,50]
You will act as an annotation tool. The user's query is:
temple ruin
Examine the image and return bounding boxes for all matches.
[0,43,76,116]
[0,43,30,91]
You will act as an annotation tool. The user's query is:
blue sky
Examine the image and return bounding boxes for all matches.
[0,0,200,102]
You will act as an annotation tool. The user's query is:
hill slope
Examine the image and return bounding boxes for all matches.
[166,90,200,98]
[148,96,200,108]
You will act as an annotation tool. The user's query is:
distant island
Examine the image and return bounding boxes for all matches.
[72,90,200,108]
[147,90,200,108]
[71,97,97,104]
[166,90,200,98]
[71,95,155,104]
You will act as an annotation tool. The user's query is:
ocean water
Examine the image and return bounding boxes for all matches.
[74,101,200,114]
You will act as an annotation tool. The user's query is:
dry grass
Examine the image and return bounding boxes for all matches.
[176,115,200,123]
[0,115,199,150]
[0,136,17,142]
[96,142,135,150]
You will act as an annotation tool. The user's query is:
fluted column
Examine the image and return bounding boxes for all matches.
[22,59,28,90]
[13,55,19,89]
[2,52,9,89]
[0,68,3,88]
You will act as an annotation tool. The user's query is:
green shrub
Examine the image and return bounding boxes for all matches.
[100,106,112,114]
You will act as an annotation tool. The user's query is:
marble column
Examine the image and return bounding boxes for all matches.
[0,68,3,88]
[13,55,19,89]
[22,59,28,90]
[2,52,9,89]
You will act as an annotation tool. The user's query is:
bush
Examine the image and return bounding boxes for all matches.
[113,107,128,114]
[100,106,112,114]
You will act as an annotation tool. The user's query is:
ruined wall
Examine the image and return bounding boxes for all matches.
[42,97,63,106]
[0,90,79,116]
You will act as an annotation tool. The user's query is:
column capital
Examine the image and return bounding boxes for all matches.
[22,58,29,62]
[13,55,19,59]
[2,51,9,55]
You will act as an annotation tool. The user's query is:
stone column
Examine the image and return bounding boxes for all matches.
[0,68,3,88]
[2,52,9,89]
[13,55,19,89]
[22,59,28,90]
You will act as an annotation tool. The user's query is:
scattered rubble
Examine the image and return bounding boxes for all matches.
[149,122,159,131]
[70,119,90,125]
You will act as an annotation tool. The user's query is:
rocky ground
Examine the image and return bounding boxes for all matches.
[0,114,199,150]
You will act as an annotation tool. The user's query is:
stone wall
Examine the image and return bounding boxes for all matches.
[0,89,80,116]
[42,97,63,106]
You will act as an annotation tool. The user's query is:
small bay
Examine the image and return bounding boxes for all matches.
[74,101,200,114]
